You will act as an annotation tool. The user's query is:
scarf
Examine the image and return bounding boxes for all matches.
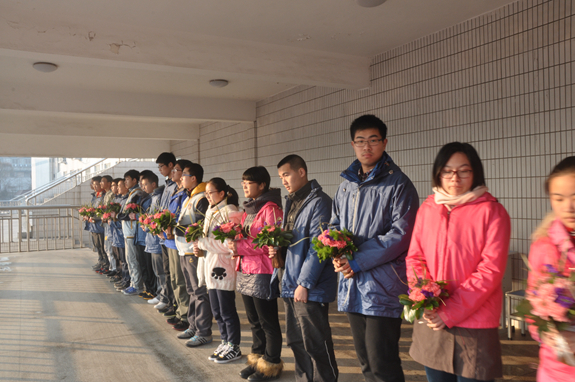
[433,185,488,211]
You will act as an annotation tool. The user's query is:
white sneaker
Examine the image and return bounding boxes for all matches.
[154,302,168,310]
[148,297,160,305]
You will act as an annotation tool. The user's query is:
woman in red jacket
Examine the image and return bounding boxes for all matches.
[228,166,284,381]
[406,142,511,382]
[527,156,575,381]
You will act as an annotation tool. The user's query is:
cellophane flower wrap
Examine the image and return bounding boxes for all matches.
[252,219,293,249]
[516,255,575,366]
[312,228,357,263]
[399,269,449,323]
[212,221,245,243]
[185,220,205,243]
[145,209,176,235]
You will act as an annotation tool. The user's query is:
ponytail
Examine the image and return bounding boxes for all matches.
[208,177,239,207]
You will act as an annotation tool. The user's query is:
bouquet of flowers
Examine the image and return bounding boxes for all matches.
[399,271,450,323]
[106,202,122,219]
[185,220,205,243]
[516,261,575,366]
[212,221,245,243]
[78,206,94,218]
[148,209,176,236]
[95,204,106,218]
[124,203,140,220]
[252,219,293,249]
[312,228,357,263]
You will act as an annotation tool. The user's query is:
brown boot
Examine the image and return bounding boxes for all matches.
[239,353,262,379]
[247,358,283,381]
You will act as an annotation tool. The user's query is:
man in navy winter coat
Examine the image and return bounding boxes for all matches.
[270,154,338,382]
[330,115,419,382]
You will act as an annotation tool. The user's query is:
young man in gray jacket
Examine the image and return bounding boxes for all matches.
[269,155,338,382]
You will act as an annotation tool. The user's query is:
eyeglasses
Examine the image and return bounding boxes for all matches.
[353,139,383,147]
[241,181,256,187]
[171,168,182,173]
[206,190,219,195]
[181,173,193,177]
[440,169,473,179]
[158,164,166,170]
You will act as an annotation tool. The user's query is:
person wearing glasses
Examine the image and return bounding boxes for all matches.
[405,142,511,382]
[228,166,284,381]
[330,114,419,382]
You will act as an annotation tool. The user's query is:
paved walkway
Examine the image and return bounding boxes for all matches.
[0,249,538,381]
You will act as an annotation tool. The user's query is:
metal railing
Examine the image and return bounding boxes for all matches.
[0,205,88,253]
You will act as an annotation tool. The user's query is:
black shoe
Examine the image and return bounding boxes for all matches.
[162,308,177,318]
[110,276,122,283]
[142,292,155,300]
[138,292,147,298]
[240,366,256,380]
[172,321,188,331]
[247,372,279,381]
[166,317,180,325]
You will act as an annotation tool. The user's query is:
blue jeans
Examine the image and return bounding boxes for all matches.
[424,367,494,382]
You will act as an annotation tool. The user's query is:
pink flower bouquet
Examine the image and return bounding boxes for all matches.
[185,220,205,243]
[517,262,575,365]
[252,219,293,249]
[312,228,357,263]
[212,221,245,243]
[399,272,449,323]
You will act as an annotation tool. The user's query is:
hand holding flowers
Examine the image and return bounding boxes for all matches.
[213,221,245,243]
[398,271,449,324]
[124,203,140,220]
[184,220,205,244]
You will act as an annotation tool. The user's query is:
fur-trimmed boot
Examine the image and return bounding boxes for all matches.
[239,353,262,379]
[247,358,284,381]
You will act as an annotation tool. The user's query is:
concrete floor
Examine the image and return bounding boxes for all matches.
[0,249,538,382]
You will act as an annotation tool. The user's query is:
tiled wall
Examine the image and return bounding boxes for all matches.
[172,0,575,285]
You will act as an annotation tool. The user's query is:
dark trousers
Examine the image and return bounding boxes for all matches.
[425,367,493,382]
[151,253,169,303]
[209,289,241,345]
[136,244,156,294]
[114,246,129,283]
[111,245,121,268]
[92,232,109,268]
[161,245,175,307]
[242,294,282,364]
[346,313,404,382]
[284,298,338,382]
[180,255,212,336]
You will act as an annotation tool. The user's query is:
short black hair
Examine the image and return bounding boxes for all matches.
[124,169,140,181]
[112,178,123,185]
[91,176,102,183]
[101,175,113,183]
[156,152,176,167]
[140,170,159,186]
[277,154,308,174]
[183,163,204,183]
[243,166,271,192]
[432,142,486,189]
[175,159,193,171]
[350,114,387,141]
[546,156,575,194]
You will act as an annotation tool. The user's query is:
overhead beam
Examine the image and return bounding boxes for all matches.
[0,110,200,140]
[0,9,370,89]
[0,133,171,157]
[0,83,256,122]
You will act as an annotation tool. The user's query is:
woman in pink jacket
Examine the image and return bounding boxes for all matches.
[527,156,575,381]
[228,166,284,381]
[406,142,511,382]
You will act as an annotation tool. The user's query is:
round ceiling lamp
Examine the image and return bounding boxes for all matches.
[33,62,58,73]
[209,79,229,88]
[356,0,387,7]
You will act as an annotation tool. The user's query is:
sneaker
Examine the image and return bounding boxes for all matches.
[110,276,122,283]
[215,343,241,364]
[208,341,228,361]
[143,292,155,300]
[138,292,147,298]
[172,321,189,331]
[166,317,180,325]
[177,329,195,339]
[186,335,213,347]
[154,302,167,310]
[162,308,177,318]
[122,287,140,295]
[148,297,160,305]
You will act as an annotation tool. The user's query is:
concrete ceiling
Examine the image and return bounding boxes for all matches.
[0,0,515,157]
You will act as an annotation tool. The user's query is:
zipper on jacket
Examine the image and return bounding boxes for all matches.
[351,185,362,233]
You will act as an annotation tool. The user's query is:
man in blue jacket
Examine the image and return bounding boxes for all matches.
[87,176,108,272]
[330,115,419,382]
[270,154,338,382]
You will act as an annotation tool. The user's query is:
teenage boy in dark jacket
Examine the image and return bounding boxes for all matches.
[330,115,419,382]
[87,176,109,272]
[269,154,338,382]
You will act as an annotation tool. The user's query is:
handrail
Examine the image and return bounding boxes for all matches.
[0,205,80,211]
[21,158,107,203]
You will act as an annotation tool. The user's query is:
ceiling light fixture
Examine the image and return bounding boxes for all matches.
[356,0,387,8]
[33,62,58,73]
[209,79,229,88]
